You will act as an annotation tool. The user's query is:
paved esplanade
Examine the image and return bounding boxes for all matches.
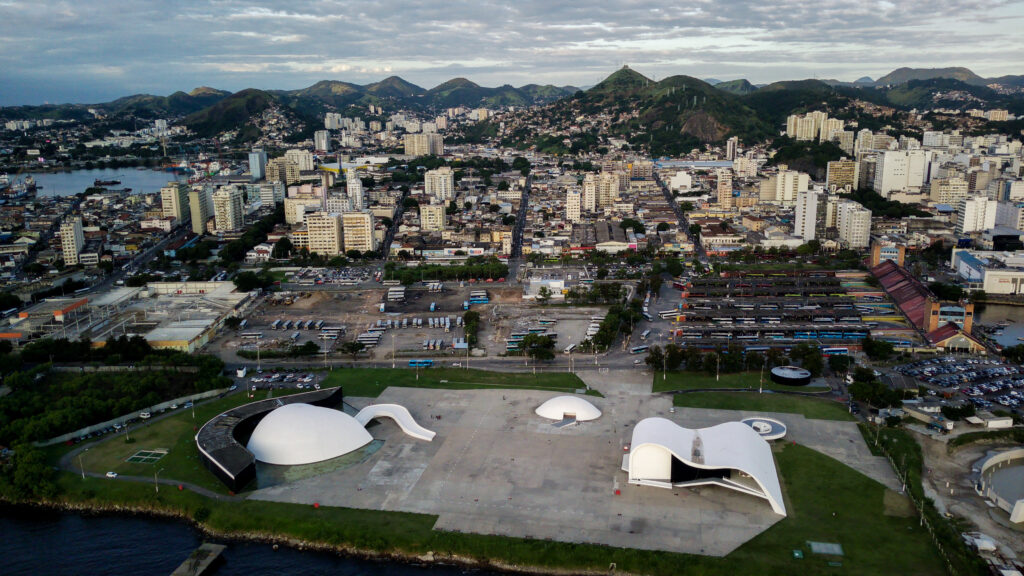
[248,370,897,556]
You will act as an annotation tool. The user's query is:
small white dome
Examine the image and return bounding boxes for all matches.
[535,395,601,421]
[247,404,373,465]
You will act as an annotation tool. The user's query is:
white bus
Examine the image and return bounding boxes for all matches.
[640,329,651,341]
[563,343,577,354]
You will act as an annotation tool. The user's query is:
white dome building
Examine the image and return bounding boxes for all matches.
[247,404,373,466]
[535,395,602,422]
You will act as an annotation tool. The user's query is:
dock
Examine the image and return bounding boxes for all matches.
[171,543,225,576]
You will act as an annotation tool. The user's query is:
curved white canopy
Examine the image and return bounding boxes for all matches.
[247,404,373,466]
[625,417,786,516]
[535,395,602,421]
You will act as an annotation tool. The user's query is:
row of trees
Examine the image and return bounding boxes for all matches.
[385,257,508,286]
[643,342,830,378]
[218,205,284,265]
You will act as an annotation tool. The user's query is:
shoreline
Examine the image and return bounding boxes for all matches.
[0,498,611,576]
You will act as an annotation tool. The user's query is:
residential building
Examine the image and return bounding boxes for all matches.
[403,133,443,156]
[995,202,1024,231]
[314,130,330,153]
[582,173,597,211]
[188,187,213,235]
[424,166,455,201]
[266,158,301,184]
[305,212,343,256]
[259,181,285,207]
[872,150,930,197]
[929,177,969,204]
[794,190,826,240]
[60,217,85,266]
[836,200,871,248]
[725,136,738,161]
[249,148,267,181]
[759,170,809,205]
[957,197,998,235]
[346,173,364,209]
[716,169,733,209]
[566,189,581,223]
[342,211,376,253]
[283,149,315,172]
[420,203,446,232]
[826,159,859,192]
[212,186,245,232]
[160,182,190,226]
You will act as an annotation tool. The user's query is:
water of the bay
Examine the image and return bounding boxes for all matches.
[27,168,180,197]
[975,303,1024,347]
[0,507,497,576]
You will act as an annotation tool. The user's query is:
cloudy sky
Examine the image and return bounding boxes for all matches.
[2,0,1023,105]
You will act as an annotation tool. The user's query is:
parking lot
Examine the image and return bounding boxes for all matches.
[895,356,1024,412]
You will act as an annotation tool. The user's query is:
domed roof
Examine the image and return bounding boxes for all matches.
[247,404,373,465]
[535,395,602,421]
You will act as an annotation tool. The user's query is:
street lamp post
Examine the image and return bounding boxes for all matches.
[391,334,395,369]
[154,467,165,493]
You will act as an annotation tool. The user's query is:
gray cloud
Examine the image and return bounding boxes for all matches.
[1,0,1022,104]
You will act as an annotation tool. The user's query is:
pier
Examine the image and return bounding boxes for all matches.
[170,543,225,576]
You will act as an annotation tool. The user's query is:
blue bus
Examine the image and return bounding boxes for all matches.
[821,347,850,357]
[408,359,434,368]
[629,345,650,355]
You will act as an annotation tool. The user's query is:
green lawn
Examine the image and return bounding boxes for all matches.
[323,367,595,397]
[77,389,303,494]
[51,442,943,576]
[653,371,829,393]
[673,391,856,421]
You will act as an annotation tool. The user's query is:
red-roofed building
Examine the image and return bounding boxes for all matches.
[925,323,986,354]
[870,260,974,333]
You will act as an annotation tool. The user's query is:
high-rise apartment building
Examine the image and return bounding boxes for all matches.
[346,172,364,210]
[403,133,443,156]
[716,169,733,209]
[60,217,84,266]
[259,182,285,207]
[826,159,860,192]
[581,174,597,211]
[929,177,969,205]
[836,200,872,248]
[995,202,1024,231]
[956,197,997,234]
[266,158,301,184]
[314,130,330,153]
[424,167,454,201]
[188,187,213,235]
[873,150,930,197]
[725,137,738,161]
[283,149,314,172]
[160,182,191,226]
[759,170,809,205]
[249,148,267,181]
[794,190,826,240]
[342,211,376,253]
[596,173,618,207]
[305,212,343,256]
[212,186,245,232]
[819,118,844,143]
[420,203,446,232]
[566,189,582,223]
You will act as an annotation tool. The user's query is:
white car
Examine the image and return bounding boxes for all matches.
[139,412,151,419]
[105,471,118,478]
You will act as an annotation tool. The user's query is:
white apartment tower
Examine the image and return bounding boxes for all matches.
[424,167,455,201]
[581,174,597,211]
[188,187,213,235]
[305,212,343,256]
[60,217,85,266]
[160,182,191,226]
[872,150,930,197]
[794,190,825,240]
[759,170,809,205]
[212,186,245,232]
[957,197,998,235]
[403,133,443,156]
[566,189,582,223]
[836,200,872,248]
[725,137,738,161]
[346,172,364,210]
[342,211,376,253]
[248,148,267,181]
[284,149,315,172]
[314,130,331,153]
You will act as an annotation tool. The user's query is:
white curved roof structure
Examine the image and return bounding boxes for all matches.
[535,395,602,421]
[247,404,373,466]
[355,404,436,441]
[624,417,786,516]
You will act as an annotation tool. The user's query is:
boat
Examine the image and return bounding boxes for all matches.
[94,179,121,186]
[1017,337,1024,341]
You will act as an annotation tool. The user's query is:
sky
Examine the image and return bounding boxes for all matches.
[2,0,1024,105]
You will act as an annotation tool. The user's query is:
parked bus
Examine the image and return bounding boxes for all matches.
[821,347,850,357]
[640,329,651,341]
[239,332,263,340]
[237,319,248,330]
[629,345,649,354]
[563,343,577,354]
[270,320,281,330]
[408,359,434,368]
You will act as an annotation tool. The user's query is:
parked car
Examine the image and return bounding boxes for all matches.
[105,471,118,478]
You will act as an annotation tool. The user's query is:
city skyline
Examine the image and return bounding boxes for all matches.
[2,0,1023,106]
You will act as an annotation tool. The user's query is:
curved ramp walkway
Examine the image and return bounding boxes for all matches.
[355,403,436,441]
